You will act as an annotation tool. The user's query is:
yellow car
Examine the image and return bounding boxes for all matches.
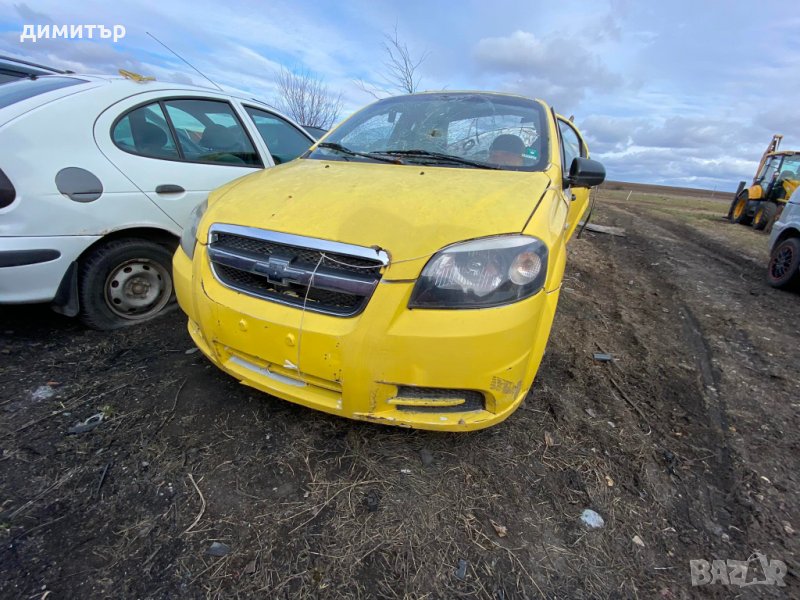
[174,92,605,431]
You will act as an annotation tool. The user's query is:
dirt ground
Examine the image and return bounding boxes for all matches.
[1,189,798,599]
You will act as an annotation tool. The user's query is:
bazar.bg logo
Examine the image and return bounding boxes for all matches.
[20,24,126,43]
[690,552,787,587]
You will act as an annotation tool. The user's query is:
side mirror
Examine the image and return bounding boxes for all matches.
[568,157,606,188]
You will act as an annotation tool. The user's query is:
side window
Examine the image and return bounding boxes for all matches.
[760,157,780,183]
[558,120,583,178]
[244,107,313,165]
[112,102,180,160]
[163,99,261,167]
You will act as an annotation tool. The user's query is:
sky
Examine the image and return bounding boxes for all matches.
[1,0,799,191]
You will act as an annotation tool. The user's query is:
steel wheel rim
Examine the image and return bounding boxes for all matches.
[104,258,173,319]
[733,198,746,219]
[770,245,794,279]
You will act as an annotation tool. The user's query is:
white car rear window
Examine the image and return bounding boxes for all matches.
[0,76,87,109]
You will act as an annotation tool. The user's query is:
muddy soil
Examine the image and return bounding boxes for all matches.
[1,197,798,599]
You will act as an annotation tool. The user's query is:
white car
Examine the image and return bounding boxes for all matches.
[767,188,800,289]
[0,73,315,329]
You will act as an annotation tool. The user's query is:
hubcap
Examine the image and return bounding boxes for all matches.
[770,245,794,279]
[733,198,746,218]
[104,259,172,319]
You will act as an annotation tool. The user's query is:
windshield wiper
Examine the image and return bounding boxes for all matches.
[376,149,500,170]
[317,142,402,164]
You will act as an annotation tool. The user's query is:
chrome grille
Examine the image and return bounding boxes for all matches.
[214,233,379,272]
[207,224,387,317]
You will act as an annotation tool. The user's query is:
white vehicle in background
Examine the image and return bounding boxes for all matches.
[0,73,315,329]
[767,188,800,289]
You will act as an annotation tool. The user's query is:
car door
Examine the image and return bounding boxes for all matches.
[558,118,591,240]
[240,105,315,165]
[95,92,266,228]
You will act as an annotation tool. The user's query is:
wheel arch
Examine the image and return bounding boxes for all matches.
[773,225,800,249]
[51,226,179,317]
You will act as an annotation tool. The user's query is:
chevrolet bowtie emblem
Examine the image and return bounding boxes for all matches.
[253,256,293,286]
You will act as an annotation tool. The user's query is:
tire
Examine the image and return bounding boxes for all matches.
[752,202,778,231]
[767,237,800,290]
[731,192,752,225]
[78,238,176,330]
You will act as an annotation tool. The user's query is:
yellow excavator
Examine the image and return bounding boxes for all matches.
[729,135,800,230]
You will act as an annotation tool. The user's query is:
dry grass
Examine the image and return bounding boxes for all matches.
[596,189,771,264]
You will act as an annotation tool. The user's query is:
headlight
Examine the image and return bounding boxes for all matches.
[409,235,548,309]
[180,199,208,259]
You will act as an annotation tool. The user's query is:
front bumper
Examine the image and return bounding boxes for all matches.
[174,245,560,431]
[0,235,99,303]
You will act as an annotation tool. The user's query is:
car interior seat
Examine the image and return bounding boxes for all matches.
[199,124,237,151]
[132,122,171,157]
[196,124,247,164]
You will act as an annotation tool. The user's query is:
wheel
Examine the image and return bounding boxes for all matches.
[752,202,777,231]
[731,192,752,225]
[767,237,800,289]
[78,238,176,330]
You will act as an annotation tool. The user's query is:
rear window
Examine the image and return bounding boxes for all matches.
[0,76,87,110]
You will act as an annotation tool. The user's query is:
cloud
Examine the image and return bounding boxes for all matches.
[472,30,623,109]
[596,145,757,189]
[755,104,800,143]
[474,30,622,90]
[578,113,768,156]
[581,12,623,43]
[13,2,52,24]
[575,113,774,189]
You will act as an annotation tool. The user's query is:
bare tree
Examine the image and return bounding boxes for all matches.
[356,26,429,98]
[276,67,342,129]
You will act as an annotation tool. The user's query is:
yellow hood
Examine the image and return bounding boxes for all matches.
[202,158,551,277]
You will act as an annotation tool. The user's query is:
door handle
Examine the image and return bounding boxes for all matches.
[155,184,185,194]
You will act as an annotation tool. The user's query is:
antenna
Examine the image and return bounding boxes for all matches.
[146,31,224,92]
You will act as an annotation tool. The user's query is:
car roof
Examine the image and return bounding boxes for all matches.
[0,73,277,127]
[48,73,274,104]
